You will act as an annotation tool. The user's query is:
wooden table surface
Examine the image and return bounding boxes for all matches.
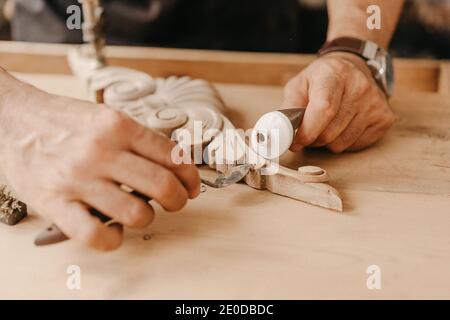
[0,43,449,299]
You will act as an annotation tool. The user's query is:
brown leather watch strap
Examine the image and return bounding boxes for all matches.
[319,37,369,60]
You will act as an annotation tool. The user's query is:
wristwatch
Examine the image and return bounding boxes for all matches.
[319,37,394,97]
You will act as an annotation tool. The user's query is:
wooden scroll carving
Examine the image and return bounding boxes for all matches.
[69,49,226,148]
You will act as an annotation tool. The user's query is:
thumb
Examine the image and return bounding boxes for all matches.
[290,74,344,151]
[283,74,309,110]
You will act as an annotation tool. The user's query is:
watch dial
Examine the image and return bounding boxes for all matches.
[385,53,394,96]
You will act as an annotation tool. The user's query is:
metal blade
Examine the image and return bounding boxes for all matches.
[201,164,251,189]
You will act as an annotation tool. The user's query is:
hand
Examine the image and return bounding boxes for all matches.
[283,52,397,153]
[0,83,200,251]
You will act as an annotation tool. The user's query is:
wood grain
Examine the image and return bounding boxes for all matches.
[0,72,448,299]
[439,63,450,95]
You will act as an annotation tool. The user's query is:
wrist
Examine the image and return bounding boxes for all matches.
[320,51,373,79]
[327,32,388,51]
[318,35,395,97]
[0,70,23,113]
[0,71,44,145]
[0,70,40,116]
[326,8,392,49]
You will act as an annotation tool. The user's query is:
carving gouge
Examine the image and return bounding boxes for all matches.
[34,189,150,246]
[34,164,251,246]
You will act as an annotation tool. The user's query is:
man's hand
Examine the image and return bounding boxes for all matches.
[0,77,200,251]
[284,52,397,153]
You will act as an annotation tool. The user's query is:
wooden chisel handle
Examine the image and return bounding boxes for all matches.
[34,191,151,246]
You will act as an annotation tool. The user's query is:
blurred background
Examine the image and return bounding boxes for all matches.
[0,0,449,59]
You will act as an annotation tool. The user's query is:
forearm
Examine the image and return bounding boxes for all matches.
[0,67,46,152]
[0,67,19,128]
[0,67,29,115]
[326,0,404,48]
[0,67,41,119]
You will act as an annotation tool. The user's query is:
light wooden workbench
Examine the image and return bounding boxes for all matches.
[0,42,449,299]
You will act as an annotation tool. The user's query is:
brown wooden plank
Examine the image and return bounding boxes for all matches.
[439,63,450,95]
[0,41,445,92]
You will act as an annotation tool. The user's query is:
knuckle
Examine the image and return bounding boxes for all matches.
[322,58,349,74]
[132,123,149,143]
[165,142,183,168]
[82,139,105,161]
[65,145,110,178]
[316,100,332,112]
[357,76,372,95]
[318,130,336,145]
[297,132,315,146]
[284,75,303,94]
[316,100,337,118]
[156,171,178,199]
[64,161,82,178]
[101,109,130,133]
[366,109,380,124]
[284,78,296,93]
[65,156,89,179]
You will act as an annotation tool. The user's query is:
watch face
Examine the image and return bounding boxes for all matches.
[369,49,394,97]
[385,52,395,97]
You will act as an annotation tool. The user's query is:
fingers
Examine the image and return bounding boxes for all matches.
[325,112,370,153]
[290,74,344,152]
[48,200,124,251]
[348,119,394,152]
[311,99,357,147]
[327,109,395,153]
[107,152,190,212]
[79,180,155,228]
[127,125,201,199]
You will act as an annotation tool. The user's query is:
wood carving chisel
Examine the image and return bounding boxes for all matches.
[34,164,251,246]
[34,189,150,246]
[251,108,307,160]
